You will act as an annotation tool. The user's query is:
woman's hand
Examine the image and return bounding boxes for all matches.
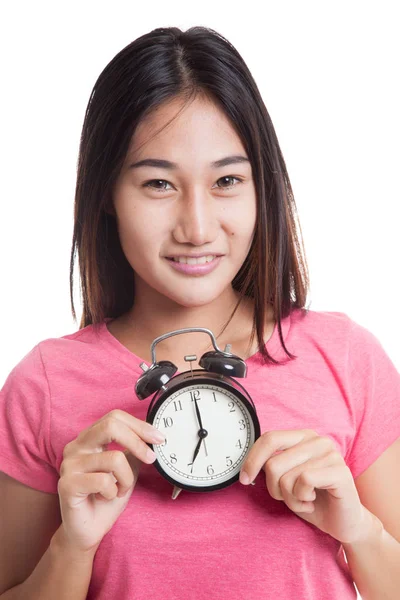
[240,429,368,545]
[57,409,165,554]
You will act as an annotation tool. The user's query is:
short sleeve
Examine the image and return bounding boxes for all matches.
[345,321,400,480]
[0,343,59,493]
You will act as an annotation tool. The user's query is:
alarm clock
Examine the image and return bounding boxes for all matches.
[135,327,261,499]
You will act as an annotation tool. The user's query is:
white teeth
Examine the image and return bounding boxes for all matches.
[172,255,216,264]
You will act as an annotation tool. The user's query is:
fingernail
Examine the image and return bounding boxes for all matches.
[150,430,166,443]
[240,471,250,485]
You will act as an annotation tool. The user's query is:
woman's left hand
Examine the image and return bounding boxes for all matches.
[240,429,369,545]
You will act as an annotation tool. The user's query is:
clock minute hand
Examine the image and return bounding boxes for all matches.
[194,397,204,429]
[194,397,209,457]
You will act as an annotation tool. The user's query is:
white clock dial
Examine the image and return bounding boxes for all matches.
[151,383,255,487]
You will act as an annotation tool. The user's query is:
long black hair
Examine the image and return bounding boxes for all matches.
[70,26,310,365]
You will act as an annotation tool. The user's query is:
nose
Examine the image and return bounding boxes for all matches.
[172,187,219,246]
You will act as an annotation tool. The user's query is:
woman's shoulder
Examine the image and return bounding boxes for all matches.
[293,306,353,326]
[289,308,397,377]
[295,307,390,349]
[3,321,108,388]
[291,307,356,341]
[37,320,106,357]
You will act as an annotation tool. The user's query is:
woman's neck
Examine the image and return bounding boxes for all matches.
[106,292,274,369]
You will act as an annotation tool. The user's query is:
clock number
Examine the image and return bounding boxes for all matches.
[235,439,242,449]
[190,390,201,402]
[226,456,233,467]
[239,419,246,430]
[188,462,194,474]
[163,417,173,428]
[212,392,217,402]
[228,401,235,413]
[170,453,177,464]
[160,437,167,447]
[173,400,183,412]
[207,465,214,475]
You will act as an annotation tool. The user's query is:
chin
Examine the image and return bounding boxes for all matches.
[160,287,225,309]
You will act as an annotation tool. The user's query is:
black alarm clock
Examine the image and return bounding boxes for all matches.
[135,327,261,499]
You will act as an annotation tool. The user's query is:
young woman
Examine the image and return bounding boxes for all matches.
[1,26,399,600]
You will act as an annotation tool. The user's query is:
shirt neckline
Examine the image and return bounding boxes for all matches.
[95,310,293,375]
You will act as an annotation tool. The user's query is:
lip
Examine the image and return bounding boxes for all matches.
[165,256,222,276]
[166,252,223,259]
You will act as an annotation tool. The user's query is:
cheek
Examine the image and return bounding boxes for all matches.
[224,202,257,241]
[115,210,161,263]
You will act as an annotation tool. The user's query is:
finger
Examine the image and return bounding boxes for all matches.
[60,450,138,497]
[97,409,163,441]
[240,429,317,484]
[65,414,164,463]
[290,453,344,501]
[123,449,142,482]
[291,464,352,503]
[96,410,166,447]
[280,471,319,514]
[264,437,338,500]
[58,471,125,505]
[277,451,341,504]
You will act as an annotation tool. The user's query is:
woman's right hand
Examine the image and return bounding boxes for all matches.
[57,409,165,554]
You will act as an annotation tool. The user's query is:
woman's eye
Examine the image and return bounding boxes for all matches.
[214,176,243,190]
[142,176,243,193]
[142,179,173,192]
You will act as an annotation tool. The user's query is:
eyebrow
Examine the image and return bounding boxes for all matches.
[128,155,250,170]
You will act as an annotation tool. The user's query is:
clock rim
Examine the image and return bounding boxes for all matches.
[145,372,261,492]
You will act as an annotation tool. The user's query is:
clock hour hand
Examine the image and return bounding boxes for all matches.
[188,436,202,470]
[187,428,209,472]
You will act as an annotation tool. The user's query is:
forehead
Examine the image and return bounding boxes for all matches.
[127,95,246,159]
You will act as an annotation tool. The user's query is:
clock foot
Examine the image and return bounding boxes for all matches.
[172,485,183,500]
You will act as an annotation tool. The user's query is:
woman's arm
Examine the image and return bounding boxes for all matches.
[343,506,400,600]
[0,525,98,600]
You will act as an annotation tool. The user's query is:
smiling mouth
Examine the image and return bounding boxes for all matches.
[167,255,217,265]
[165,255,222,276]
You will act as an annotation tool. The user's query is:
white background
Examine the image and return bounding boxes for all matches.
[1,0,399,390]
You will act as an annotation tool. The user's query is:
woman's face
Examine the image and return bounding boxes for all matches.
[112,95,257,308]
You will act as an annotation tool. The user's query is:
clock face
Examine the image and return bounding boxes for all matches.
[148,380,258,491]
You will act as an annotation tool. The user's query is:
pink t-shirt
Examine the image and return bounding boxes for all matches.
[1,308,400,599]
